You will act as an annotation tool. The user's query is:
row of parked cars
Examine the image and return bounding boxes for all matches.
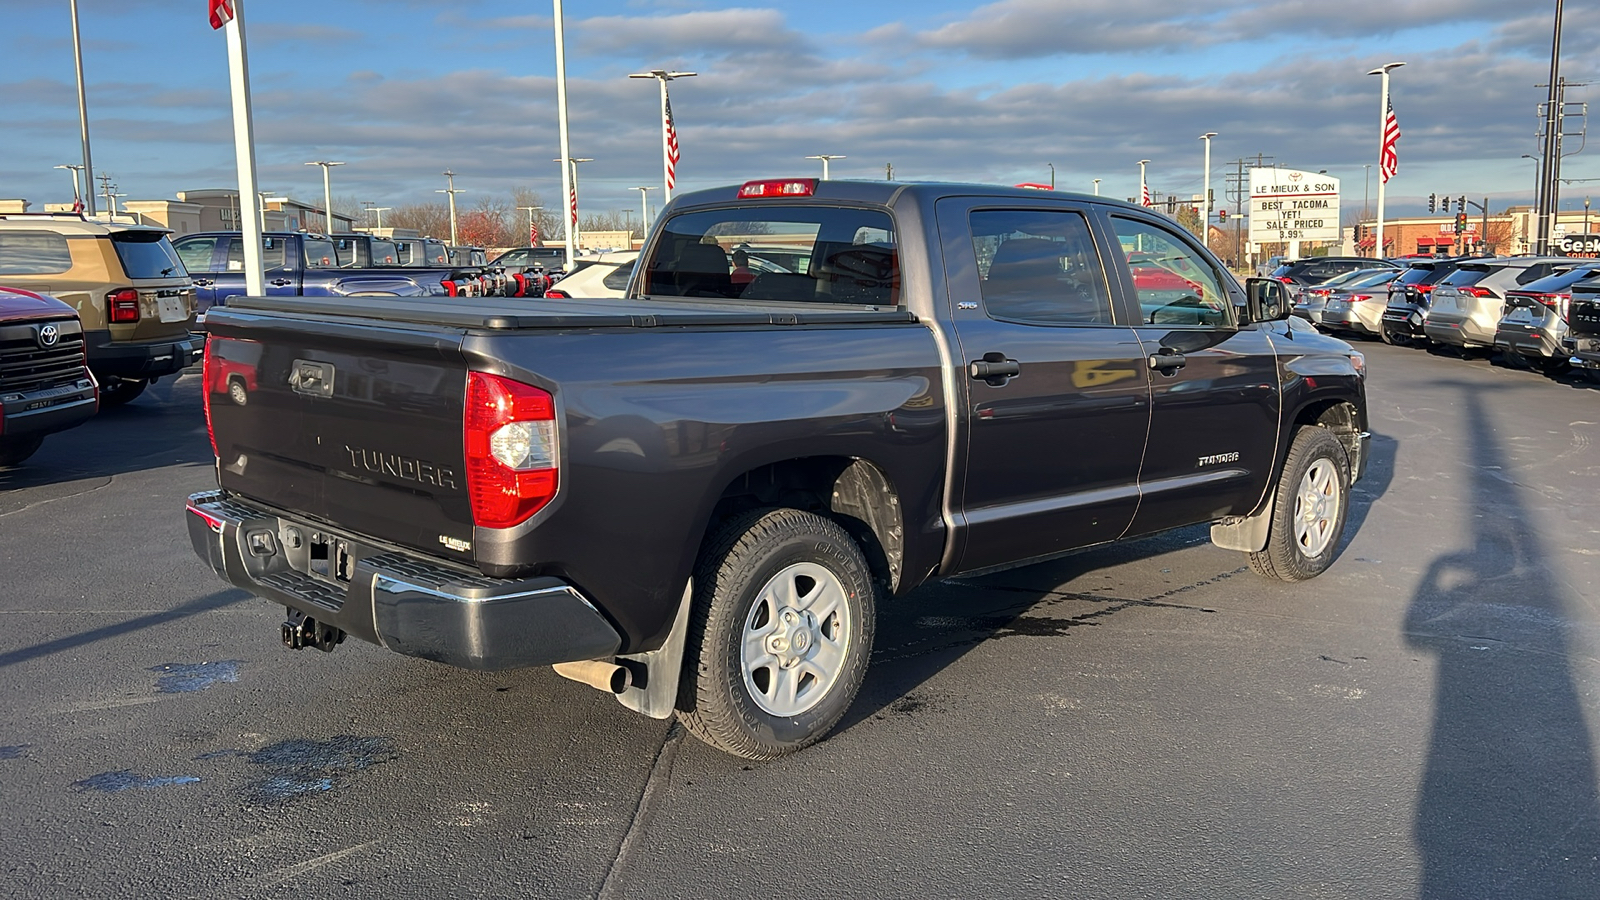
[0,211,596,467]
[1276,254,1600,380]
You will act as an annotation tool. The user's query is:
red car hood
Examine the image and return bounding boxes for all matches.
[0,287,75,323]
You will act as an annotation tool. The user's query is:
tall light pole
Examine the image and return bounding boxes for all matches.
[1199,133,1216,248]
[805,155,846,180]
[69,0,96,216]
[1369,61,1405,261]
[628,70,696,202]
[554,157,593,252]
[304,160,344,235]
[55,164,84,207]
[1093,178,1101,196]
[1047,162,1055,190]
[1137,159,1151,206]
[369,206,391,230]
[1535,0,1566,255]
[518,205,543,244]
[633,186,656,232]
[437,170,465,245]
[553,0,576,269]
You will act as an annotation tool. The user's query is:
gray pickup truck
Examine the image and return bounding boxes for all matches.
[186,179,1369,759]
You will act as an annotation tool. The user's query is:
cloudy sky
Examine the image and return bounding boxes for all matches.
[2,0,1596,222]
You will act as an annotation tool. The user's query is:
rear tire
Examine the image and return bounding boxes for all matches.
[677,508,876,760]
[1380,325,1404,346]
[98,378,147,407]
[0,434,44,467]
[1248,426,1351,582]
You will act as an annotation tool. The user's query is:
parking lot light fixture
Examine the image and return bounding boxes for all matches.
[633,186,656,232]
[1367,61,1405,261]
[437,170,466,246]
[1199,133,1217,248]
[54,164,85,207]
[304,160,344,235]
[805,155,846,180]
[1093,178,1101,196]
[629,70,696,202]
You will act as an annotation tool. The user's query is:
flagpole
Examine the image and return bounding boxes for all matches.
[1138,159,1150,206]
[553,0,575,270]
[1370,62,1404,261]
[658,78,672,201]
[220,0,264,297]
[69,0,96,217]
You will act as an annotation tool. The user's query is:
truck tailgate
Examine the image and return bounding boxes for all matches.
[205,311,475,560]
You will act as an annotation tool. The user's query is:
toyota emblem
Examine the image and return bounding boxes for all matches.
[37,324,59,349]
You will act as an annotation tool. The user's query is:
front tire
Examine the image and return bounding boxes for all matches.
[677,508,876,760]
[0,434,44,467]
[1248,426,1351,582]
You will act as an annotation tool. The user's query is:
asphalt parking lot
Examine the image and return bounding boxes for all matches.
[2,342,1598,899]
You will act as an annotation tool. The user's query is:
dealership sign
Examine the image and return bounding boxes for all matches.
[1249,168,1341,244]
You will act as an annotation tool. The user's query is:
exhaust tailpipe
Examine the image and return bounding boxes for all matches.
[553,660,632,694]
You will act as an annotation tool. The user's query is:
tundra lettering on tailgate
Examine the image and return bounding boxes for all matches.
[344,445,458,489]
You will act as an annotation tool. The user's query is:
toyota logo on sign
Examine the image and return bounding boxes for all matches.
[37,324,59,349]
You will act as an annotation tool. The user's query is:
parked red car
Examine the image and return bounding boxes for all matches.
[0,286,98,466]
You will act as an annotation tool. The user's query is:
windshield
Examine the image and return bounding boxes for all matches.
[111,232,187,279]
[1519,266,1600,293]
[642,205,897,305]
[1439,267,1492,287]
[1393,266,1437,286]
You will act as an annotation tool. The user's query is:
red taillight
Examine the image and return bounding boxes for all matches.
[108,288,140,323]
[512,272,527,297]
[464,372,558,529]
[442,280,458,297]
[1417,284,1436,295]
[202,337,218,457]
[545,289,569,299]
[1351,294,1373,302]
[738,178,818,198]
[1275,276,1295,285]
[1458,286,1493,298]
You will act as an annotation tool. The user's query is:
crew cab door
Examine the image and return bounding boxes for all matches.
[936,198,1152,572]
[172,235,226,313]
[1099,212,1280,536]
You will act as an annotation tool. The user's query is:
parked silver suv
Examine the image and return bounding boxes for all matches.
[1423,257,1567,351]
[1494,261,1600,374]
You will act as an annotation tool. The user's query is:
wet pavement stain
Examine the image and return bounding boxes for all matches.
[0,745,30,760]
[149,660,242,693]
[245,736,397,802]
[72,771,201,792]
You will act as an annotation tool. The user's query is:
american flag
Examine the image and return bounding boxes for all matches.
[1141,181,1151,207]
[664,95,681,191]
[208,0,234,30]
[1380,99,1401,184]
[568,177,578,228]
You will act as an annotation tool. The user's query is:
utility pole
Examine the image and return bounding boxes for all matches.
[437,170,464,245]
[1536,0,1566,255]
[97,173,115,215]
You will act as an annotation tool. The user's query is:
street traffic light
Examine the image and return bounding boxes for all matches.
[1428,193,1436,213]
[1459,196,1467,215]
[1455,212,1467,233]
[1217,208,1228,222]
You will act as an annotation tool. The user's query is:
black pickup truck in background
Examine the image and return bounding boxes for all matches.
[186,179,1369,759]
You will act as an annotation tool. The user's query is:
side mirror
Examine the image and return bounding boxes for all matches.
[1243,277,1293,324]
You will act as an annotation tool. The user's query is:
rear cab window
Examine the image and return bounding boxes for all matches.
[111,231,187,279]
[642,205,898,306]
[0,231,73,275]
[303,238,337,269]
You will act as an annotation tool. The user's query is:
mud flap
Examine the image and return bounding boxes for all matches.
[1210,488,1275,553]
[614,580,693,719]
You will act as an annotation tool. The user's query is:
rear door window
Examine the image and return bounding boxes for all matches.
[969,209,1113,325]
[0,231,73,275]
[602,263,636,292]
[111,232,187,279]
[644,206,898,305]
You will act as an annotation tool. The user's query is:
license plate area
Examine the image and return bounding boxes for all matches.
[157,295,187,323]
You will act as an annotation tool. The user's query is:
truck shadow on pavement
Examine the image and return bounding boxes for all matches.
[1403,390,1600,898]
[0,588,254,670]
[839,427,1399,734]
[0,374,211,492]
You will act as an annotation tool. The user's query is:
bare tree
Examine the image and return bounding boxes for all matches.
[388,202,451,239]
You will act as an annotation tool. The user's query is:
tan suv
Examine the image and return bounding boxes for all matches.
[0,214,199,405]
